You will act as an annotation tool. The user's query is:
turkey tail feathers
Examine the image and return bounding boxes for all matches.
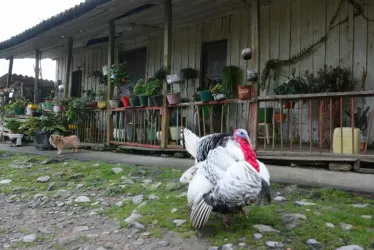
[182,128,199,158]
[190,197,213,230]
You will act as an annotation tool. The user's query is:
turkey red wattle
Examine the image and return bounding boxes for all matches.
[234,136,260,172]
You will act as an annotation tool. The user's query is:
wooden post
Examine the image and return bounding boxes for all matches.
[64,37,73,98]
[160,0,172,149]
[6,56,13,89]
[34,50,40,104]
[249,0,260,149]
[106,20,115,145]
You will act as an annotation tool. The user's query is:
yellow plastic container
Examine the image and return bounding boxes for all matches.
[333,127,361,154]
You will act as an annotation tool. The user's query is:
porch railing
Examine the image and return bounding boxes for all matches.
[110,106,162,148]
[70,109,107,145]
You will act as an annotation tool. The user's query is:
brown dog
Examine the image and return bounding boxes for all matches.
[49,135,80,155]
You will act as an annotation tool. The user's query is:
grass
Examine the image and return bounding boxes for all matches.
[0,151,373,249]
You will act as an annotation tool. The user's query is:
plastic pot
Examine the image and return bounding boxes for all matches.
[87,101,98,108]
[147,128,157,141]
[139,95,148,107]
[213,93,227,101]
[238,85,251,100]
[14,107,25,115]
[152,95,163,106]
[169,126,180,141]
[53,105,62,113]
[199,90,213,102]
[129,96,140,107]
[167,93,181,105]
[275,113,287,123]
[98,101,107,109]
[121,96,131,107]
[148,97,154,107]
[109,99,120,108]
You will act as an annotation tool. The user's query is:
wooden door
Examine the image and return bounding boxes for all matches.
[71,70,82,98]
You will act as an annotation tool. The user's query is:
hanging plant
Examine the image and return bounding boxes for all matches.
[221,66,239,98]
[180,68,198,79]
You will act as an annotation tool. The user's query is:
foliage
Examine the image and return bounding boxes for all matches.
[274,68,308,95]
[87,70,107,85]
[180,68,198,79]
[154,67,166,80]
[97,90,107,101]
[6,98,28,110]
[304,64,354,93]
[82,90,96,100]
[221,66,239,97]
[65,96,91,122]
[345,106,370,137]
[20,113,68,135]
[52,97,69,106]
[110,63,132,89]
[5,119,22,133]
[210,83,224,94]
[134,79,146,96]
[145,79,163,96]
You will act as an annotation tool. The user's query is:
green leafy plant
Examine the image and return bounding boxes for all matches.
[65,96,91,123]
[5,119,22,133]
[154,67,166,80]
[180,68,198,79]
[210,83,224,94]
[345,106,370,137]
[134,79,147,96]
[274,68,308,95]
[222,66,238,98]
[20,113,68,135]
[97,90,107,101]
[145,79,163,96]
[110,63,132,88]
[52,97,69,107]
[87,70,107,85]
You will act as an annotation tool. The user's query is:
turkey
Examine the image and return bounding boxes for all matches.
[180,128,270,203]
[187,142,269,229]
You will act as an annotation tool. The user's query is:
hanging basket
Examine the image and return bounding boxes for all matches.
[167,93,181,105]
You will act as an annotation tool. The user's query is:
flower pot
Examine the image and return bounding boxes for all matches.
[121,96,131,107]
[284,100,296,109]
[169,126,181,141]
[152,95,163,106]
[156,131,162,141]
[102,65,109,76]
[147,128,157,141]
[241,48,252,60]
[98,101,107,109]
[34,131,53,150]
[129,96,140,107]
[53,105,62,113]
[109,99,120,109]
[28,104,39,111]
[139,95,148,107]
[45,102,53,110]
[148,97,154,107]
[167,93,181,105]
[136,128,146,143]
[166,73,185,84]
[213,93,227,101]
[87,101,98,108]
[259,108,274,123]
[26,106,33,116]
[14,107,25,115]
[8,133,24,146]
[113,128,124,140]
[126,124,133,142]
[238,85,251,100]
[68,124,77,130]
[199,90,213,102]
[275,113,287,123]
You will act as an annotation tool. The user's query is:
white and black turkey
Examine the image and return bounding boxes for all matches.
[180,128,270,203]
[187,139,267,229]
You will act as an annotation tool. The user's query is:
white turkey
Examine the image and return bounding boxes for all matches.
[180,128,270,204]
[187,141,269,229]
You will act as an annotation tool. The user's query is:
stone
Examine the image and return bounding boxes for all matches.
[326,222,335,228]
[74,196,91,203]
[306,239,320,245]
[211,247,219,250]
[295,200,317,206]
[41,158,61,165]
[148,194,160,200]
[173,152,184,158]
[137,202,147,208]
[282,213,307,230]
[222,243,234,250]
[254,233,263,240]
[340,222,353,231]
[238,242,247,248]
[129,222,145,230]
[157,241,169,247]
[144,182,162,191]
[171,208,178,213]
[26,158,38,163]
[112,168,123,174]
[166,182,180,191]
[37,176,51,183]
[124,213,143,224]
[56,202,65,207]
[23,234,36,243]
[335,246,364,250]
[265,241,283,248]
[328,163,353,171]
[362,215,372,220]
[2,244,11,249]
[173,219,186,227]
[274,196,287,202]
[132,195,144,204]
[96,248,107,250]
[47,182,56,191]
[141,232,152,237]
[351,204,369,208]
[0,179,12,185]
[9,163,33,169]
[73,226,89,233]
[253,224,280,233]
[115,201,124,207]
[134,238,145,245]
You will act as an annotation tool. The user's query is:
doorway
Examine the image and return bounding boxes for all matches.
[71,70,82,98]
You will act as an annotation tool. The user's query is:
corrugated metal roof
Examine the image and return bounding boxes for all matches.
[0,0,114,51]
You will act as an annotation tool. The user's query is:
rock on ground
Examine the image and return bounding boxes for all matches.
[336,246,364,250]
[253,224,280,233]
[74,196,91,203]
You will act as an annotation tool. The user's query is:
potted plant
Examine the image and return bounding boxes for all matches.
[82,90,97,108]
[7,98,28,115]
[52,97,68,113]
[110,63,132,107]
[134,79,147,107]
[166,73,185,85]
[65,96,90,125]
[146,78,163,106]
[97,90,107,109]
[5,119,24,146]
[222,66,238,99]
[87,70,107,86]
[180,68,198,80]
[210,83,227,101]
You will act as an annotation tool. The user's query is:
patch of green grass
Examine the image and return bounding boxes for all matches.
[1,151,373,249]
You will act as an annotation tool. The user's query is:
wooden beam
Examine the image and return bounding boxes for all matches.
[34,50,40,104]
[64,37,73,98]
[6,57,13,89]
[249,0,260,150]
[160,0,172,149]
[107,20,115,145]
